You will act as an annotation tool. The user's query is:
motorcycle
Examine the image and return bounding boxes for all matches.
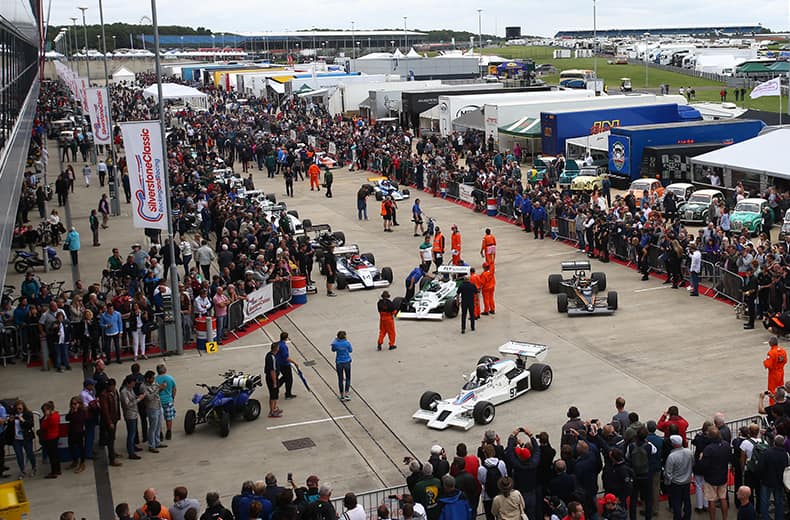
[184,370,262,437]
[13,247,62,273]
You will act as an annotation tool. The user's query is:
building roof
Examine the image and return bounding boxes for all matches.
[690,128,790,178]
[554,25,764,38]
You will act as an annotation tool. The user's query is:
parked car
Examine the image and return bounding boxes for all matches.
[570,167,606,192]
[628,178,664,207]
[780,209,790,241]
[557,159,582,188]
[680,189,724,224]
[731,198,771,236]
[661,183,695,211]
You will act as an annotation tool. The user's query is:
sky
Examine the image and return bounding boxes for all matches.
[47,0,790,37]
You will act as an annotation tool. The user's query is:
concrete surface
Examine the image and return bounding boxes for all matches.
[2,150,769,519]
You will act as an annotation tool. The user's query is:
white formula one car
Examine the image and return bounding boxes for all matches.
[368,177,411,201]
[397,265,468,320]
[332,245,393,291]
[413,341,553,430]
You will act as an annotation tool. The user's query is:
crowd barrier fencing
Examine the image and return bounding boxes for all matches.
[330,485,410,520]
[227,279,293,340]
[555,218,577,243]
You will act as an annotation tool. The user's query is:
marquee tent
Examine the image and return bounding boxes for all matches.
[142,83,208,110]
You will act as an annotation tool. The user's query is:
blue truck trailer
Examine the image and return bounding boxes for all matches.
[540,103,701,156]
[607,119,766,185]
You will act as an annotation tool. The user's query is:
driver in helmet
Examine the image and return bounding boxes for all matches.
[350,255,364,267]
[476,364,492,384]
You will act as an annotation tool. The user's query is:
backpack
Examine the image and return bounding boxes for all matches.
[483,460,502,498]
[628,442,650,477]
[746,438,769,473]
[438,493,473,520]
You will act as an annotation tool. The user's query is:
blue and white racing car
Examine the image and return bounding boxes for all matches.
[367,177,410,201]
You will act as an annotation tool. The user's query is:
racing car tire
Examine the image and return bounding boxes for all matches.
[473,401,496,425]
[443,299,459,318]
[332,231,345,246]
[381,267,394,283]
[529,363,553,391]
[336,274,347,290]
[402,188,410,197]
[548,274,563,294]
[302,219,312,231]
[219,411,231,438]
[266,194,276,203]
[375,192,383,201]
[184,409,197,435]
[243,399,262,421]
[557,293,568,313]
[419,391,442,411]
[477,355,500,365]
[392,297,404,311]
[362,252,375,265]
[591,272,607,291]
[287,210,299,219]
[607,291,618,310]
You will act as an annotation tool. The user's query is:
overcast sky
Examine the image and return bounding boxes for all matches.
[48,0,789,37]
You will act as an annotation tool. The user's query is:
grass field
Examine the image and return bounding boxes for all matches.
[485,45,786,113]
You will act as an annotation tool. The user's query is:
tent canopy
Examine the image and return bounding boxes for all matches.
[111,66,135,84]
[499,116,541,137]
[565,130,610,154]
[690,128,790,179]
[453,109,484,131]
[142,83,208,109]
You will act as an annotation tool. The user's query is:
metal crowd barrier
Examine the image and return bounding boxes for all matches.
[225,279,293,340]
[555,218,577,243]
[330,485,410,520]
[716,266,745,304]
[446,181,460,200]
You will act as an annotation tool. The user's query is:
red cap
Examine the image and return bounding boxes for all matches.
[599,494,618,505]
[514,447,531,461]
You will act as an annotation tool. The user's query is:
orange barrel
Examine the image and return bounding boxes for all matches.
[291,275,308,304]
[486,197,497,216]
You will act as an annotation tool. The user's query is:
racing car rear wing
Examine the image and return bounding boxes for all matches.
[332,244,360,256]
[438,265,471,276]
[498,341,548,362]
[307,224,332,233]
[561,260,591,272]
[366,176,388,182]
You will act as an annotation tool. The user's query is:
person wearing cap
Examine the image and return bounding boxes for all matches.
[64,226,81,266]
[432,227,445,272]
[688,242,701,296]
[505,427,540,520]
[480,229,497,266]
[599,494,626,520]
[479,263,496,316]
[664,435,693,520]
[450,225,462,266]
[377,291,398,351]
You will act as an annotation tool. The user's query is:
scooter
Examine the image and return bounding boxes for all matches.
[13,247,62,273]
[184,370,262,437]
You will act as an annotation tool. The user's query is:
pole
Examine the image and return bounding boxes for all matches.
[79,7,91,81]
[404,16,407,50]
[151,0,184,354]
[98,0,120,216]
[70,18,79,74]
[477,9,483,79]
[592,0,597,77]
[56,143,81,285]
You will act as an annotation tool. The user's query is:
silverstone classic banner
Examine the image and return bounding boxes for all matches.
[119,121,168,230]
[243,284,274,323]
[86,88,111,145]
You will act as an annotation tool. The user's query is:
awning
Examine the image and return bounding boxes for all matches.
[358,95,372,109]
[298,88,328,98]
[690,128,790,179]
[498,117,541,137]
[565,131,610,154]
[267,79,285,94]
[452,109,484,131]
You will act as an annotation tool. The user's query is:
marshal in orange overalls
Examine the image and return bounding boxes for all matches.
[377,295,397,350]
[469,268,482,319]
[764,341,787,394]
[308,163,321,190]
[480,231,497,267]
[451,228,462,265]
[479,264,496,315]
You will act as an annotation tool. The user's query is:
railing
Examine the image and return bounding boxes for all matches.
[331,485,410,520]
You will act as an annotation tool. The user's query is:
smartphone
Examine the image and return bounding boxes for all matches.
[287,472,293,483]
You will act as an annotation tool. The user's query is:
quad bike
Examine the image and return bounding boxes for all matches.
[184,370,262,437]
[13,247,62,273]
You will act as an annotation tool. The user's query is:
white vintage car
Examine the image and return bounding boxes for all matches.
[397,265,469,320]
[413,342,553,430]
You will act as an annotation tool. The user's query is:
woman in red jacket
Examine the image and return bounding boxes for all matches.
[40,401,61,478]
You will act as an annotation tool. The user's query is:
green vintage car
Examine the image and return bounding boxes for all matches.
[527,157,552,185]
[680,189,724,224]
[730,198,771,236]
[558,159,582,188]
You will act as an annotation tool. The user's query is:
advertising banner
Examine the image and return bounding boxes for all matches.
[458,184,475,204]
[243,284,274,322]
[86,87,111,144]
[119,121,168,230]
[484,104,499,143]
[77,78,89,114]
[608,135,631,176]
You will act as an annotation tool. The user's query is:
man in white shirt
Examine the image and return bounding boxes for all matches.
[689,243,702,297]
[97,159,108,187]
[194,289,211,317]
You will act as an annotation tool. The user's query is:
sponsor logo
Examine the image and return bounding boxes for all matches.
[590,119,620,135]
[455,104,480,118]
[91,89,110,142]
[611,141,626,171]
[131,127,165,224]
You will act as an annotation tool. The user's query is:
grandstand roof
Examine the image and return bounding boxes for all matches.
[554,25,764,38]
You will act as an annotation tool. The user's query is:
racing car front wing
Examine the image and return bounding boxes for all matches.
[566,305,615,316]
[397,311,444,320]
[412,407,474,430]
[347,280,391,291]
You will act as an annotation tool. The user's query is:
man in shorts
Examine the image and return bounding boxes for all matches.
[265,342,282,417]
[323,244,337,297]
[155,364,177,441]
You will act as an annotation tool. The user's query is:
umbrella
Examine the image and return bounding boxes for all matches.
[297,368,311,392]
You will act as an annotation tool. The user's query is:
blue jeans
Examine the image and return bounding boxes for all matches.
[125,418,137,456]
[182,254,192,276]
[336,362,351,393]
[12,438,35,474]
[357,199,368,220]
[147,408,162,448]
[576,230,585,250]
[760,485,783,520]
[84,417,97,458]
[55,342,70,369]
[103,334,120,361]
[668,483,691,520]
[215,315,226,342]
[690,271,699,295]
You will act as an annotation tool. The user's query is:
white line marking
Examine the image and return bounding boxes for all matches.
[634,286,671,293]
[547,251,579,257]
[223,343,269,351]
[266,415,355,430]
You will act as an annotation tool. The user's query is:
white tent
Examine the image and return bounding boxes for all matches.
[111,67,135,85]
[406,47,421,58]
[690,128,790,179]
[392,48,405,58]
[142,82,208,110]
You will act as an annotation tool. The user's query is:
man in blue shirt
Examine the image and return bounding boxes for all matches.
[520,195,532,232]
[531,202,547,240]
[99,302,124,363]
[155,364,177,440]
[405,265,433,302]
[276,332,300,399]
[412,198,425,237]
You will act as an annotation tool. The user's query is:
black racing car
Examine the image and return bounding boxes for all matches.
[547,261,618,316]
